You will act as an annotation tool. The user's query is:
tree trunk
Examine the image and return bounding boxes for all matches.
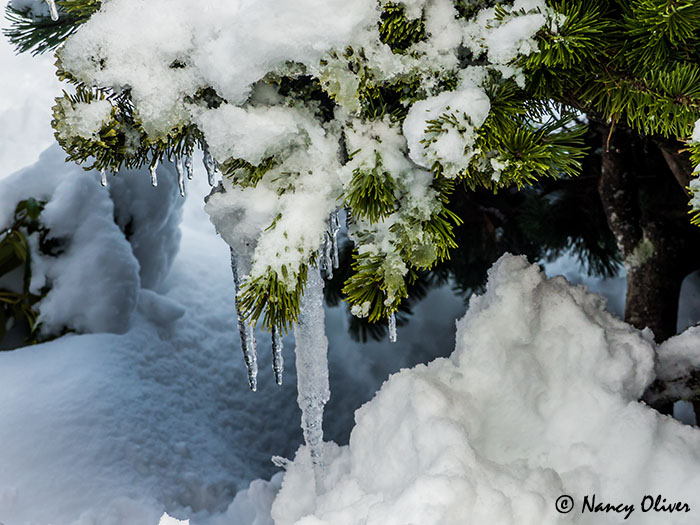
[597,125,700,416]
[624,224,686,344]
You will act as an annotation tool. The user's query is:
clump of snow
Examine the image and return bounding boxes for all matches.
[194,105,303,167]
[272,254,700,525]
[403,84,491,177]
[35,164,141,334]
[689,177,700,215]
[652,326,700,402]
[57,0,378,136]
[204,109,343,288]
[464,0,562,65]
[55,97,113,141]
[691,119,700,143]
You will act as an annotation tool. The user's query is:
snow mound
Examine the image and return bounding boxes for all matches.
[272,254,700,525]
[210,472,284,525]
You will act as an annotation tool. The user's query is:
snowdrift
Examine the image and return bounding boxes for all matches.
[272,255,700,525]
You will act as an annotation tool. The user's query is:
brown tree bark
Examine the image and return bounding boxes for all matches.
[597,125,700,416]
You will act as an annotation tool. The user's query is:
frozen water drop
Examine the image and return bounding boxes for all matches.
[272,325,284,386]
[175,157,185,197]
[322,234,333,280]
[45,0,58,21]
[330,210,340,270]
[202,143,218,186]
[184,154,194,180]
[150,159,159,187]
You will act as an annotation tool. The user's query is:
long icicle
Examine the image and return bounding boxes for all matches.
[388,312,397,343]
[272,325,284,386]
[202,143,218,186]
[45,0,58,21]
[294,263,330,493]
[150,159,159,187]
[175,157,186,197]
[230,248,258,391]
[184,154,194,180]
[330,210,340,270]
[322,231,333,280]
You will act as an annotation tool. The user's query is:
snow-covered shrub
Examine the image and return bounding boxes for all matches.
[6,0,579,341]
[0,197,52,345]
[0,145,183,343]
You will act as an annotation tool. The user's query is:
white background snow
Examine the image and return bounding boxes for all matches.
[2,12,700,525]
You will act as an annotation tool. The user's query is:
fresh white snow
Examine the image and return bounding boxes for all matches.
[2,147,700,525]
[272,255,700,525]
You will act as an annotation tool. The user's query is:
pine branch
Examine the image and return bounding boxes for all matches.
[3,0,101,55]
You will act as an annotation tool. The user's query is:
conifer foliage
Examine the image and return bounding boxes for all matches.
[5,0,700,339]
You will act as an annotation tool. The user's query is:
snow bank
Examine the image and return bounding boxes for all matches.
[0,144,183,337]
[272,255,700,525]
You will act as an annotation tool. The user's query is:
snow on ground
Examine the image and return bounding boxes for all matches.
[1,143,699,524]
[1,148,700,524]
[0,145,466,524]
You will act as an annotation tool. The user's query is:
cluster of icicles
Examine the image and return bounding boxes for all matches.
[99,150,198,199]
[99,142,400,390]
[230,207,399,392]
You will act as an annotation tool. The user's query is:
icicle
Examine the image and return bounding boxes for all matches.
[321,211,340,280]
[45,0,59,21]
[202,143,218,186]
[184,154,194,180]
[100,168,107,187]
[175,157,185,197]
[322,232,333,280]
[271,456,291,469]
[388,312,397,343]
[150,159,159,187]
[272,324,284,386]
[330,210,340,270]
[230,248,258,391]
[294,264,330,492]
